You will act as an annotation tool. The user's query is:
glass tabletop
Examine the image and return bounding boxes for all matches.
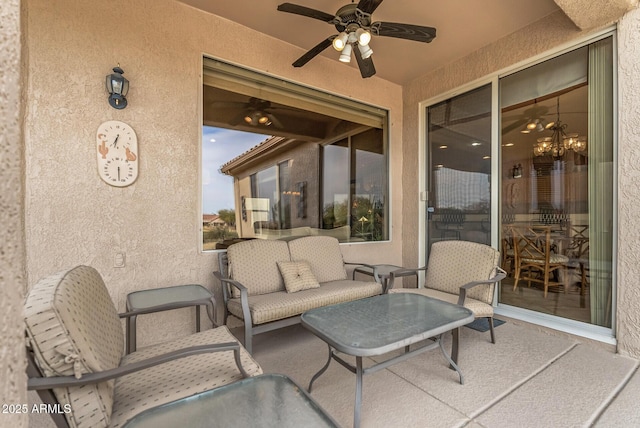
[122,374,339,428]
[301,294,474,357]
[127,284,212,311]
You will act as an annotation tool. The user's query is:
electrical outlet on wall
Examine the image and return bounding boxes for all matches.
[114,252,126,268]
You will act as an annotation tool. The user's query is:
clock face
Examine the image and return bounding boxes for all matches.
[96,120,138,187]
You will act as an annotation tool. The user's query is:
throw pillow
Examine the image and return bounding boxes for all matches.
[277,261,320,293]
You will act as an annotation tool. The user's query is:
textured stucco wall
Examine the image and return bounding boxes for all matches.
[615,6,640,358]
[24,0,402,347]
[0,0,27,427]
[554,0,637,30]
[401,5,640,357]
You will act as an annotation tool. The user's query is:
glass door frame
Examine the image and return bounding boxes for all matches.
[417,76,500,286]
[417,29,617,345]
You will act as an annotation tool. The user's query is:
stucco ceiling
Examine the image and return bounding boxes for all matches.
[180,0,561,84]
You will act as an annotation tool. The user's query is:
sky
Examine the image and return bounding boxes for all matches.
[202,126,270,214]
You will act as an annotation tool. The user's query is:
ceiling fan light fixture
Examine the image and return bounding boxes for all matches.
[358,43,373,59]
[258,114,269,125]
[355,28,371,46]
[332,32,349,51]
[339,43,353,63]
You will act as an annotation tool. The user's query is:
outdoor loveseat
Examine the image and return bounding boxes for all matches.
[214,236,384,353]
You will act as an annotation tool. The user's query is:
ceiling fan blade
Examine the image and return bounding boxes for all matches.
[356,0,384,14]
[373,21,436,43]
[353,44,376,78]
[277,3,335,23]
[502,118,527,134]
[210,101,247,109]
[292,37,334,67]
[229,110,249,127]
[265,113,284,129]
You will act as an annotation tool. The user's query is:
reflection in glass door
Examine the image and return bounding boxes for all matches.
[425,84,492,259]
[499,37,613,328]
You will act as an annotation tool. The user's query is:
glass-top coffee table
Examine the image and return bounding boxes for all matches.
[122,374,339,428]
[301,293,474,428]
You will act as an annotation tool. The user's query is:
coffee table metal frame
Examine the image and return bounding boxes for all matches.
[301,293,474,428]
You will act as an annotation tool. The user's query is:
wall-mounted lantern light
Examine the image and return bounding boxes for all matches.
[106,66,129,109]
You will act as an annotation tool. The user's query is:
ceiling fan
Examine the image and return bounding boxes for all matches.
[277,0,436,78]
[502,103,550,134]
[211,97,285,128]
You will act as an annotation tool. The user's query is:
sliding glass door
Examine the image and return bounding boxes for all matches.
[425,84,492,259]
[499,37,613,328]
[423,34,614,331]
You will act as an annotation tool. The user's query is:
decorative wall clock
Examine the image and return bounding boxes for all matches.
[96,120,138,187]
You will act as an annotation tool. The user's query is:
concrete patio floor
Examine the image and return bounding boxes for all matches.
[27,317,639,428]
[250,318,639,428]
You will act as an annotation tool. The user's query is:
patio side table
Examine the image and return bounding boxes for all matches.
[352,264,418,293]
[125,284,215,354]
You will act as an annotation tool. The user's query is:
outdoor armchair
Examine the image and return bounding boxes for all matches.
[387,240,506,361]
[25,265,262,428]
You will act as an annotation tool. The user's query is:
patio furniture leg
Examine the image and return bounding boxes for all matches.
[488,317,496,343]
[450,327,460,367]
[438,333,464,385]
[354,356,363,428]
[308,344,333,392]
[127,314,138,354]
[243,321,253,354]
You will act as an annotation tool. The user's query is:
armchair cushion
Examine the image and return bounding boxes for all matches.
[425,240,500,305]
[394,287,494,318]
[110,326,261,428]
[277,261,320,293]
[25,265,124,428]
[288,236,348,283]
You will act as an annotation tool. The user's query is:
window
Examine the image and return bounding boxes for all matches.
[323,128,387,241]
[202,58,389,248]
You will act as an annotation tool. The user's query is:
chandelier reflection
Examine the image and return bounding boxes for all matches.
[533,97,587,158]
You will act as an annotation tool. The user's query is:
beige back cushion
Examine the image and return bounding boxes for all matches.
[425,241,500,304]
[24,265,125,428]
[288,236,348,283]
[227,239,291,297]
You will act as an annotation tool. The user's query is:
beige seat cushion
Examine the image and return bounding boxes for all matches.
[227,239,291,297]
[288,236,348,283]
[425,240,500,305]
[26,266,262,428]
[227,279,382,324]
[389,287,494,318]
[110,325,262,428]
[25,265,124,428]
